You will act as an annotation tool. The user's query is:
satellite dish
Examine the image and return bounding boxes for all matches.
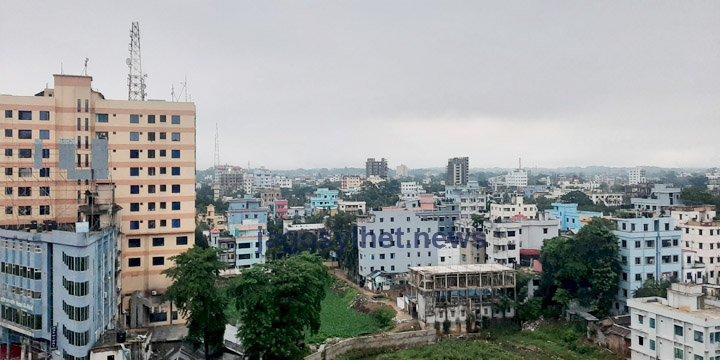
[125,58,131,66]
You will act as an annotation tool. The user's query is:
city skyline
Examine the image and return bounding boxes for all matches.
[2,1,719,170]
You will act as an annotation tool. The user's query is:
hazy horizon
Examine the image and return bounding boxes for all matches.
[2,1,719,169]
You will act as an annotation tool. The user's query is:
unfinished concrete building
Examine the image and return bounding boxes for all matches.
[406,264,516,332]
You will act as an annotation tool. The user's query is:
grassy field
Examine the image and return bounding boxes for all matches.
[342,322,621,360]
[305,283,391,344]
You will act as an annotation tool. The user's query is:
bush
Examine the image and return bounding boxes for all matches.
[370,305,396,329]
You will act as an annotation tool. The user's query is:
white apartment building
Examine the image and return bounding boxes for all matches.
[628,167,647,185]
[483,216,559,266]
[489,196,538,222]
[590,193,624,207]
[674,207,720,285]
[357,208,440,278]
[400,181,425,200]
[445,181,487,220]
[628,283,720,360]
[631,184,682,214]
[338,200,366,215]
[506,168,528,187]
[707,169,720,191]
[273,176,293,189]
[672,206,717,225]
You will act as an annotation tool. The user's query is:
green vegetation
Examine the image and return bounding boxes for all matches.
[306,282,394,344]
[344,322,620,360]
[350,180,401,210]
[539,218,621,317]
[164,246,228,359]
[633,278,673,298]
[229,253,330,359]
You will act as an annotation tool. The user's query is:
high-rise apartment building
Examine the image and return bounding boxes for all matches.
[446,157,469,186]
[365,158,388,179]
[0,74,196,330]
[628,167,647,185]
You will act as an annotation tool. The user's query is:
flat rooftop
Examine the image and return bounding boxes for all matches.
[410,264,513,275]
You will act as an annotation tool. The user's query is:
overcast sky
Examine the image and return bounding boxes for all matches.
[1,1,719,170]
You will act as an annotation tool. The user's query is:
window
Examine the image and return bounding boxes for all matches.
[39,130,50,139]
[674,347,683,359]
[19,168,31,178]
[130,132,140,141]
[18,111,31,120]
[97,113,108,123]
[39,111,49,121]
[62,277,88,296]
[172,184,180,193]
[18,130,32,139]
[130,167,140,176]
[172,219,181,228]
[18,187,31,197]
[39,187,50,196]
[4,110,12,118]
[675,325,684,336]
[62,326,89,347]
[62,302,88,321]
[128,258,141,267]
[649,339,655,350]
[4,187,10,195]
[171,149,180,158]
[18,149,31,158]
[4,149,11,157]
[176,236,188,245]
[695,330,703,343]
[172,201,181,210]
[130,114,140,123]
[148,149,156,158]
[152,257,164,266]
[152,238,165,246]
[649,317,655,328]
[130,185,140,194]
[130,203,140,212]
[171,115,181,124]
[171,132,180,141]
[147,132,156,141]
[41,149,49,158]
[159,115,166,123]
[130,150,140,158]
[128,238,141,248]
[39,205,50,215]
[62,253,89,271]
[159,132,166,140]
[130,221,140,230]
[637,314,644,324]
[39,168,50,177]
[172,167,180,175]
[148,115,156,123]
[637,336,644,346]
[4,168,12,176]
[3,129,11,138]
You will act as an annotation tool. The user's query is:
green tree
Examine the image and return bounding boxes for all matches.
[163,246,228,359]
[539,218,621,317]
[634,279,673,298]
[327,212,358,276]
[350,180,401,210]
[559,190,593,206]
[230,254,330,359]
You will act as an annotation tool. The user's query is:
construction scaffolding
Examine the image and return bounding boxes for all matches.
[406,264,516,332]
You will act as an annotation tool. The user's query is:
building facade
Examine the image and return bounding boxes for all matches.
[226,196,268,269]
[309,188,339,213]
[445,157,469,186]
[365,158,388,179]
[0,74,196,329]
[628,167,647,185]
[547,203,602,233]
[612,216,682,314]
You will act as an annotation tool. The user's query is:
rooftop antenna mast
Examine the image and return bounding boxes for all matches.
[83,58,89,76]
[213,123,220,168]
[127,21,147,101]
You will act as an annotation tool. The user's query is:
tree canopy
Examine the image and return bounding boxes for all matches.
[163,246,228,358]
[230,254,330,360]
[539,218,621,317]
[350,180,400,210]
[633,279,673,298]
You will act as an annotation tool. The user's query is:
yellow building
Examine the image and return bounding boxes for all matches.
[0,74,196,326]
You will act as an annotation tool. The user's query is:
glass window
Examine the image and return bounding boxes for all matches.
[172,184,180,193]
[695,330,703,343]
[172,167,180,176]
[171,132,180,141]
[18,111,32,120]
[650,318,655,328]
[129,132,140,141]
[675,325,684,336]
[171,149,180,158]
[172,201,181,210]
[128,258,141,267]
[152,257,164,266]
[148,115,156,123]
[39,130,50,139]
[152,238,164,246]
[171,115,180,124]
[172,219,181,228]
[176,236,188,245]
[4,110,12,118]
[130,221,140,230]
[159,115,166,123]
[39,111,49,121]
[130,167,140,176]
[97,113,108,123]
[128,238,141,248]
[130,114,140,123]
[18,149,32,158]
[41,149,50,158]
[18,130,32,139]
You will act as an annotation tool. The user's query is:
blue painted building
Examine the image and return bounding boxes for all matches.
[310,188,339,213]
[0,227,119,360]
[224,196,268,268]
[548,203,603,233]
[612,216,682,314]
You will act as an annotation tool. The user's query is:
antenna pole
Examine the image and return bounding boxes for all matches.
[127,21,147,100]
